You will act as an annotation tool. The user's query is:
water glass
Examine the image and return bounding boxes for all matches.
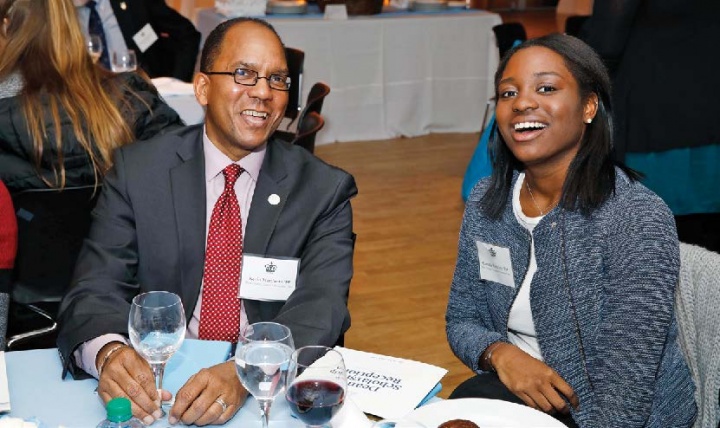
[128,291,186,417]
[86,34,103,64]
[235,322,295,428]
[111,49,137,72]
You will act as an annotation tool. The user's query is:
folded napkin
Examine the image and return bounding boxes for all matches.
[334,396,374,428]
[151,77,195,97]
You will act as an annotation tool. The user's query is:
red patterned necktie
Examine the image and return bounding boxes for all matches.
[199,164,244,342]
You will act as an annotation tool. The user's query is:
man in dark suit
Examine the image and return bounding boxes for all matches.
[75,0,201,82]
[57,18,356,426]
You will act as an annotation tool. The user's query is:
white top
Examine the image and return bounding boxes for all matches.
[75,128,266,378]
[507,172,544,361]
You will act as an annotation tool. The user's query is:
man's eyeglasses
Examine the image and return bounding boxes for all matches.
[202,68,291,91]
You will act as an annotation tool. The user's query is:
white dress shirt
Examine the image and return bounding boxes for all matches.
[75,127,266,378]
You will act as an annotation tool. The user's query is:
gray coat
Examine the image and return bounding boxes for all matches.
[447,170,696,427]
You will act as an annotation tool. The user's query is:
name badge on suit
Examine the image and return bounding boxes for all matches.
[240,254,300,301]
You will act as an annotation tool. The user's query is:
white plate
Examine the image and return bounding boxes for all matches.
[406,398,566,428]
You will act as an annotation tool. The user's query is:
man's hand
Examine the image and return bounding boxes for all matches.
[169,360,249,426]
[492,343,579,415]
[96,342,168,425]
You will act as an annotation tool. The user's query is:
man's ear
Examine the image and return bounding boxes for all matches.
[194,72,210,107]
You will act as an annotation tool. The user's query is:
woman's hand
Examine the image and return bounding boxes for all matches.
[169,361,249,426]
[491,343,579,415]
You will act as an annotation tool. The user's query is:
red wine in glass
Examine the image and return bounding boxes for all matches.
[286,379,346,427]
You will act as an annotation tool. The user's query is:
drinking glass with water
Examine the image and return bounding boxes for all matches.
[128,291,186,417]
[111,49,137,73]
[234,322,295,428]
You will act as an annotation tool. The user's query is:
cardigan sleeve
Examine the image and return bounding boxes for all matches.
[590,189,681,425]
[446,186,505,372]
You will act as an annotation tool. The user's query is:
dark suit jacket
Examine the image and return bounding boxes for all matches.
[110,0,201,82]
[57,125,357,378]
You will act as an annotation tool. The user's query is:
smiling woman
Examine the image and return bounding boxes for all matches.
[446,34,697,428]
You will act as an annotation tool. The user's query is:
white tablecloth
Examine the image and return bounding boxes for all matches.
[194,8,502,145]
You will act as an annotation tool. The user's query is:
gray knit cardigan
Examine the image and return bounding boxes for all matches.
[677,243,720,428]
[446,170,696,427]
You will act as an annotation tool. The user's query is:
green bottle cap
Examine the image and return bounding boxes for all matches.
[106,397,132,423]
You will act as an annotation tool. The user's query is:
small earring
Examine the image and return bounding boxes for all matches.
[585,118,592,124]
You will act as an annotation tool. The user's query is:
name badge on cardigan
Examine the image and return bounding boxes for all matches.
[475,241,514,288]
[240,254,299,301]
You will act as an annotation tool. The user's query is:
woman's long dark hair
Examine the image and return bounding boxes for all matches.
[481,34,640,219]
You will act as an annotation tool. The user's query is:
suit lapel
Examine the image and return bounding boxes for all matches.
[244,141,290,323]
[245,141,289,255]
[170,129,206,321]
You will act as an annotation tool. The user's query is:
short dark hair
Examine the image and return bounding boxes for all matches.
[199,18,286,72]
[480,33,639,219]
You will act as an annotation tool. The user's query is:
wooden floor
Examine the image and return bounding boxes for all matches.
[314,133,479,398]
[164,0,556,399]
[312,7,556,400]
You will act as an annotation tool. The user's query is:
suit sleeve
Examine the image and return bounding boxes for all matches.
[147,0,201,82]
[56,149,140,379]
[270,173,357,349]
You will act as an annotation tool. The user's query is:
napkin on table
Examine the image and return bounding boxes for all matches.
[333,396,374,428]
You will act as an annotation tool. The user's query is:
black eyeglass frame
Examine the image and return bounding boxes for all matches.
[202,68,292,91]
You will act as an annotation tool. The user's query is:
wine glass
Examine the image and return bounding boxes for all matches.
[286,346,347,428]
[111,49,137,73]
[234,322,295,428]
[128,291,186,417]
[86,34,103,64]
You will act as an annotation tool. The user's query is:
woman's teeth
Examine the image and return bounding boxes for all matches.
[514,122,547,132]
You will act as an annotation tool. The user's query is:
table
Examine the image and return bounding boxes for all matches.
[195,7,502,145]
[4,341,309,427]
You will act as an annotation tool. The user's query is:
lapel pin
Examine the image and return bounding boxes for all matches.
[268,194,280,205]
[120,1,127,10]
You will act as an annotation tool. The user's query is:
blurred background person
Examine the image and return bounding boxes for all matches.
[74,0,201,82]
[0,0,183,193]
[580,0,720,253]
[0,180,16,351]
[447,34,695,427]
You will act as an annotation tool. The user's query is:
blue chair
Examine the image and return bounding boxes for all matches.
[461,115,495,202]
